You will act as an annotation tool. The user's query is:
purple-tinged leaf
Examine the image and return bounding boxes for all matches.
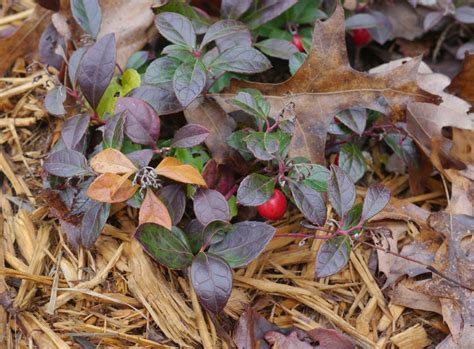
[187,220,230,254]
[191,252,232,313]
[361,184,390,221]
[44,149,91,177]
[339,143,366,183]
[367,11,393,45]
[316,236,351,278]
[157,184,186,225]
[126,149,154,169]
[162,44,195,63]
[328,165,356,219]
[456,42,474,60]
[230,90,269,120]
[172,124,209,148]
[79,33,116,109]
[454,6,474,24]
[60,220,80,251]
[68,47,86,86]
[39,23,65,70]
[237,174,274,206]
[61,114,90,150]
[216,31,252,52]
[200,20,249,49]
[103,112,125,149]
[135,223,193,269]
[173,60,207,107]
[221,0,252,19]
[80,201,110,248]
[115,97,161,146]
[37,0,60,11]
[155,12,196,49]
[126,51,148,70]
[265,331,313,349]
[245,0,298,29]
[129,84,182,115]
[144,56,180,86]
[336,108,367,135]
[210,46,272,74]
[289,182,326,226]
[233,306,277,349]
[307,328,356,349]
[45,86,66,116]
[345,13,381,29]
[255,39,299,60]
[71,0,102,38]
[424,11,444,31]
[193,189,230,226]
[208,221,275,268]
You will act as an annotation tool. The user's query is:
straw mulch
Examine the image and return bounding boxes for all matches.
[0,4,450,349]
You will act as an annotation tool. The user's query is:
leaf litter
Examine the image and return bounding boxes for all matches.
[0,0,473,348]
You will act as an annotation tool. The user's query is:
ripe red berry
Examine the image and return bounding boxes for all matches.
[352,28,371,46]
[292,34,305,52]
[257,189,287,221]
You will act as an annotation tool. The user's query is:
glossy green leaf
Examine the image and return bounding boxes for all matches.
[135,223,193,269]
[155,12,196,49]
[237,174,275,206]
[316,236,351,277]
[210,46,271,74]
[339,143,366,183]
[200,19,248,49]
[173,60,207,107]
[144,56,181,86]
[255,39,299,60]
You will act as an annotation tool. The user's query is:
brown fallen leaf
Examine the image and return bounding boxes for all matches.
[184,97,236,165]
[449,53,474,110]
[233,306,277,349]
[155,157,207,186]
[390,280,442,315]
[90,148,138,174]
[139,189,172,229]
[211,3,439,164]
[86,172,138,203]
[0,6,51,76]
[264,331,313,349]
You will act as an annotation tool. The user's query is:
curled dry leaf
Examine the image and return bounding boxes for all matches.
[448,53,474,109]
[86,172,138,203]
[90,148,138,174]
[155,157,207,186]
[211,3,440,164]
[139,189,172,229]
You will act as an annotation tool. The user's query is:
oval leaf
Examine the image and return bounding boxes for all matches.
[191,252,232,314]
[200,19,249,48]
[157,184,187,225]
[210,46,272,74]
[328,165,356,219]
[193,189,230,226]
[237,174,275,206]
[173,60,207,107]
[44,149,91,177]
[316,236,351,278]
[139,189,173,229]
[339,143,366,183]
[68,47,87,86]
[289,181,326,226]
[71,0,102,38]
[135,223,193,269]
[129,84,182,115]
[155,12,196,49]
[155,157,207,186]
[90,148,138,174]
[361,184,390,221]
[208,221,275,268]
[103,112,125,149]
[172,124,210,148]
[79,33,116,109]
[144,56,180,86]
[255,39,299,60]
[187,220,231,254]
[115,97,161,145]
[45,86,66,116]
[61,113,90,150]
[86,172,138,203]
[80,201,110,249]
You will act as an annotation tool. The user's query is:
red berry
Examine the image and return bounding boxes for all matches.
[257,189,287,221]
[292,34,305,52]
[352,28,371,46]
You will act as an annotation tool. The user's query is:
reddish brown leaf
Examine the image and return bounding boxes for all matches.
[264,331,313,349]
[90,148,138,174]
[212,4,440,164]
[155,157,207,186]
[448,53,474,110]
[306,328,355,349]
[0,7,51,76]
[139,189,172,229]
[86,172,138,203]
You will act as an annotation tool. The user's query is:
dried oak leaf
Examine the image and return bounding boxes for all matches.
[0,6,51,76]
[448,53,474,110]
[212,3,440,164]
